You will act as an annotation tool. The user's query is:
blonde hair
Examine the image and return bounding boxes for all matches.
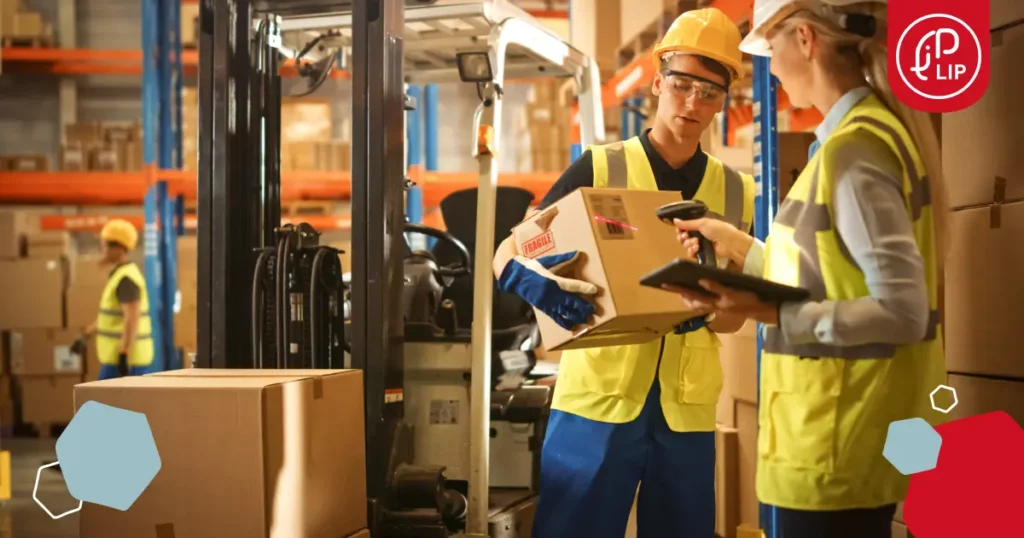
[777,5,950,271]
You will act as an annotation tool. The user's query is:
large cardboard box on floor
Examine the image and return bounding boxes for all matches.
[0,258,66,330]
[511,187,699,350]
[944,201,1024,379]
[76,369,367,538]
[735,401,759,529]
[715,425,740,538]
[716,321,758,427]
[9,329,82,375]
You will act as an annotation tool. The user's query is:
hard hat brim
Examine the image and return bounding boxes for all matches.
[653,45,746,81]
[739,32,773,57]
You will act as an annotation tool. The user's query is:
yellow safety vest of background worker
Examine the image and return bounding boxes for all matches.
[492,8,755,538]
[74,219,154,380]
[670,0,948,536]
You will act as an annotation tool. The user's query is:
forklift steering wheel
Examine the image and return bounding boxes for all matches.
[404,223,472,278]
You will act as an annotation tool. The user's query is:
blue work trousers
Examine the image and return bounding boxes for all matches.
[532,381,716,538]
[98,362,155,380]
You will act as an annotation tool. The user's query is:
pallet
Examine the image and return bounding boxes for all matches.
[1,35,52,48]
[284,200,333,216]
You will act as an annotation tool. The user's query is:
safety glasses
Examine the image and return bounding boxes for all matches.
[661,70,728,104]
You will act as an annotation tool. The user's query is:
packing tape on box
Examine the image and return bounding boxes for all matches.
[990,176,1007,229]
[155,523,175,538]
[312,376,323,400]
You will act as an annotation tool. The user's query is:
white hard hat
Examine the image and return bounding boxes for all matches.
[739,0,887,57]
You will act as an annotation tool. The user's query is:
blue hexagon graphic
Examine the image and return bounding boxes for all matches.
[55,401,162,511]
[883,417,942,476]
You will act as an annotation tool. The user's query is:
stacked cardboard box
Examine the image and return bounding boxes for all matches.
[0,210,86,429]
[0,153,49,171]
[940,17,1024,427]
[62,121,144,172]
[525,80,572,173]
[716,321,760,531]
[180,1,199,48]
[0,0,51,43]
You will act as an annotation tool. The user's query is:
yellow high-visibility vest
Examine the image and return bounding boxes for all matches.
[758,94,947,510]
[96,262,154,367]
[551,137,756,432]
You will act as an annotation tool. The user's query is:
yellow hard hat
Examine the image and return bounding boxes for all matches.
[653,7,745,82]
[100,219,138,250]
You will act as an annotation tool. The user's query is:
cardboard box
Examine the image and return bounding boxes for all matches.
[942,24,1024,208]
[12,10,42,36]
[66,283,102,330]
[60,144,88,171]
[6,154,47,172]
[891,520,910,538]
[76,370,367,538]
[715,425,740,538]
[20,374,79,424]
[65,122,104,148]
[10,329,82,375]
[992,1,1024,28]
[719,321,758,405]
[26,231,72,260]
[345,530,370,538]
[735,401,759,529]
[0,211,32,260]
[777,132,816,202]
[512,188,700,350]
[944,202,1024,379]
[89,147,120,171]
[0,259,66,330]
[947,374,1024,427]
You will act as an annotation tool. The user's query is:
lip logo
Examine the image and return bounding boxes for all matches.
[888,0,990,113]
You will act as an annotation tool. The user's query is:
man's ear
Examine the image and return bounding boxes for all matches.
[652,70,664,96]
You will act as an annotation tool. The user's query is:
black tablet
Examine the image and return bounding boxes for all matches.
[639,259,811,303]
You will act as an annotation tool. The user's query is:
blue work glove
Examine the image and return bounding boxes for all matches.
[674,315,710,335]
[498,251,599,330]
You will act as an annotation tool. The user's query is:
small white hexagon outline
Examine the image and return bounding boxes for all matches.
[930,384,959,414]
[34,462,83,520]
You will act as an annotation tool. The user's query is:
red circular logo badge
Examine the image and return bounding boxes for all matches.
[895,14,982,101]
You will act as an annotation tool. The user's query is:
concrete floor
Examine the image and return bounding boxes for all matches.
[2,438,79,538]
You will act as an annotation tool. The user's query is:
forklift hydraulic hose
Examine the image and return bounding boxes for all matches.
[252,249,274,368]
[275,235,289,368]
[310,248,328,369]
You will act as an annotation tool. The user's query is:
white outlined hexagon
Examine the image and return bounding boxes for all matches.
[930,384,959,414]
[33,462,83,520]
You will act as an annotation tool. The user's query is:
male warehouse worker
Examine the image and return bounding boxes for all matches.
[73,219,154,380]
[491,8,756,537]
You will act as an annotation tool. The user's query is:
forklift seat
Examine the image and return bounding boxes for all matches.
[430,187,536,347]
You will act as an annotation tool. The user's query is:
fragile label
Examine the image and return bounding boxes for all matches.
[588,194,634,240]
[429,399,460,425]
[54,345,81,373]
[521,230,556,258]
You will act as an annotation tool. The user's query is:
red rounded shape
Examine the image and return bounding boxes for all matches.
[904,411,1024,537]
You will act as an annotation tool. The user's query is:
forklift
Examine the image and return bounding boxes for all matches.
[194,0,604,535]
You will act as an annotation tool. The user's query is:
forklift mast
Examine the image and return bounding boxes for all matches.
[196,0,408,515]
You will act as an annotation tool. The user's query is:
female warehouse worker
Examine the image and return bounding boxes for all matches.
[492,8,756,537]
[672,0,948,536]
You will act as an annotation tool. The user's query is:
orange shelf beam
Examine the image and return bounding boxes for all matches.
[39,213,353,232]
[0,170,560,206]
[0,47,348,79]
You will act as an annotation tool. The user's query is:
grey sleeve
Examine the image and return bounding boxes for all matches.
[778,134,931,347]
[116,276,141,304]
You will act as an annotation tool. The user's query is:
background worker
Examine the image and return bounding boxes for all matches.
[74,219,154,380]
[492,8,756,537]
[671,0,948,536]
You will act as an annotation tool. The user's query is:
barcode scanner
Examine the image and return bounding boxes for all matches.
[656,200,717,267]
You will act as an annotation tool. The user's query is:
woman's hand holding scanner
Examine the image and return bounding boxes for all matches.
[673,217,754,269]
[497,251,599,330]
